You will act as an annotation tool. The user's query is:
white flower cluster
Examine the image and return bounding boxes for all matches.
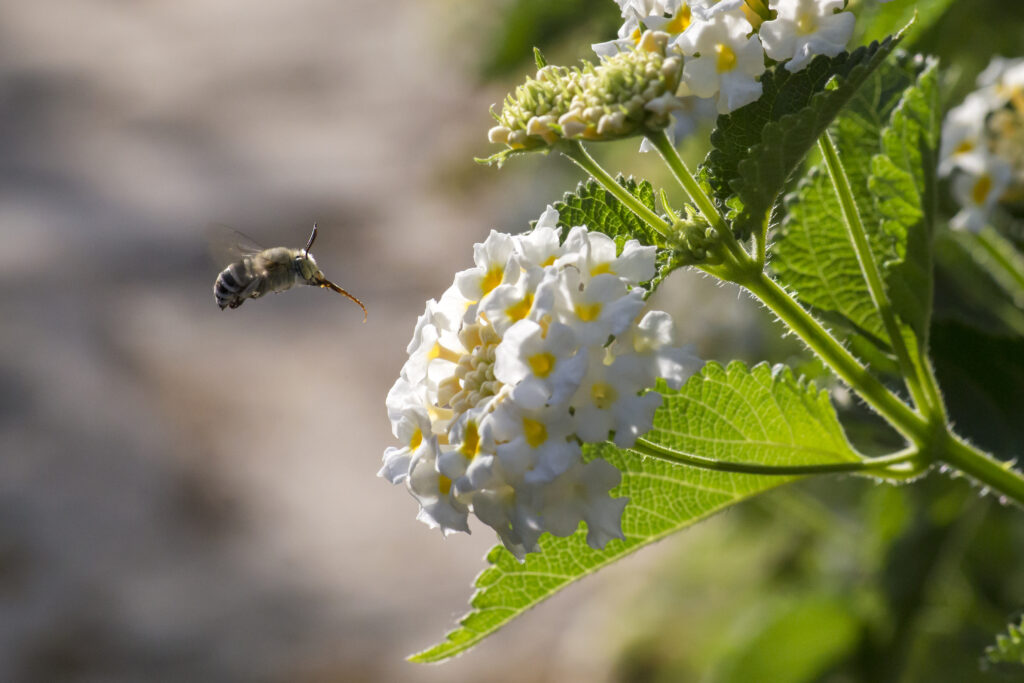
[597,0,857,142]
[940,57,1024,232]
[381,208,702,558]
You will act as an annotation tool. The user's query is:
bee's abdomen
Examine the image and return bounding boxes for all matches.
[214,261,255,309]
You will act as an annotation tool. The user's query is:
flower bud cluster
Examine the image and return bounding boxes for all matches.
[381,207,702,558]
[940,57,1024,232]
[488,31,685,155]
[488,65,586,151]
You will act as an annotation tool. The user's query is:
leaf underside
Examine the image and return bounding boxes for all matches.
[770,52,939,373]
[411,361,862,662]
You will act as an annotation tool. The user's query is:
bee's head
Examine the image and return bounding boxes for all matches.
[295,252,321,282]
[295,223,324,283]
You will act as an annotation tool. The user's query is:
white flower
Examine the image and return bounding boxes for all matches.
[557,270,647,345]
[478,263,544,335]
[454,230,519,301]
[527,459,629,548]
[613,310,705,388]
[950,156,1012,233]
[381,207,701,557]
[977,56,1024,102]
[939,91,997,177]
[571,353,664,447]
[407,443,470,535]
[759,0,855,73]
[494,319,589,409]
[675,7,766,113]
[560,225,657,285]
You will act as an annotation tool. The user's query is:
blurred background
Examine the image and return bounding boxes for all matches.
[1,1,1023,681]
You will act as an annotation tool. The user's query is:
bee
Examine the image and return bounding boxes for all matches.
[213,224,367,320]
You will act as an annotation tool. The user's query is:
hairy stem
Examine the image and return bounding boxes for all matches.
[939,434,1024,507]
[559,140,671,239]
[818,132,945,420]
[743,270,930,444]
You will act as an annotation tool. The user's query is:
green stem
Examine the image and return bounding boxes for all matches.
[976,226,1024,295]
[645,128,762,279]
[631,438,919,476]
[939,434,1024,507]
[645,129,726,231]
[559,140,671,239]
[818,132,944,420]
[743,270,930,445]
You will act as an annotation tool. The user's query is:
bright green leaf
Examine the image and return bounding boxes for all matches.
[411,362,862,663]
[699,33,902,239]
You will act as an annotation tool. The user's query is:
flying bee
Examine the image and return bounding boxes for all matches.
[213,224,367,320]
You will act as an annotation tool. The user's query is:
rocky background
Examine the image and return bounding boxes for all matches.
[0,2,765,681]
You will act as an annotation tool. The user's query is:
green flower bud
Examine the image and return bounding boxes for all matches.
[482,31,685,166]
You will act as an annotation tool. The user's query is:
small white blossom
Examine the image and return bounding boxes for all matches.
[759,0,855,73]
[939,91,997,177]
[675,7,766,113]
[950,156,1013,232]
[571,353,664,447]
[494,319,588,409]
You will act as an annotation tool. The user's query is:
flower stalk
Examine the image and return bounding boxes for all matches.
[818,132,946,421]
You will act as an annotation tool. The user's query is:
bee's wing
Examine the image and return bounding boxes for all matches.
[207,223,266,265]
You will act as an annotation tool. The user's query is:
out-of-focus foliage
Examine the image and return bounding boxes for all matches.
[474,0,619,79]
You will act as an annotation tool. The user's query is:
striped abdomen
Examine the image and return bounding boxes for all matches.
[214,249,300,309]
[214,259,258,309]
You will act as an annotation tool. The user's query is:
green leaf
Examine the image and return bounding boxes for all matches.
[699,33,902,239]
[553,176,684,291]
[770,54,939,363]
[985,615,1024,666]
[410,362,862,663]
[856,0,959,47]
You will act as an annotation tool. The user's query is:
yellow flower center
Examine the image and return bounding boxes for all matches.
[523,418,547,448]
[796,12,817,35]
[540,255,557,267]
[459,421,481,459]
[664,6,692,34]
[481,265,504,295]
[591,382,618,410]
[590,262,613,277]
[505,292,534,322]
[954,140,975,155]
[438,474,452,495]
[972,174,993,205]
[575,302,603,322]
[528,351,556,378]
[716,44,737,73]
[630,26,643,44]
[409,427,423,451]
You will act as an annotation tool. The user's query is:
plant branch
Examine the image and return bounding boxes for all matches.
[630,438,919,476]
[818,132,944,420]
[559,140,671,239]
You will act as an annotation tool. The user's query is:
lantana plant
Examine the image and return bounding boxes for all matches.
[381,0,1024,667]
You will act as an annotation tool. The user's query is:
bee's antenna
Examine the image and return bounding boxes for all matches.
[304,223,318,257]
